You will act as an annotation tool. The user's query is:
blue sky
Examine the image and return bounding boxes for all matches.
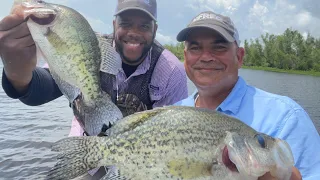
[1,0,319,46]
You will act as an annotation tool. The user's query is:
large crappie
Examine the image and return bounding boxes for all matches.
[46,106,294,180]
[11,0,123,135]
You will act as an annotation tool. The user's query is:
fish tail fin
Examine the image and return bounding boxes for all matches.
[46,136,105,180]
[83,94,123,136]
[101,166,128,180]
[73,93,122,136]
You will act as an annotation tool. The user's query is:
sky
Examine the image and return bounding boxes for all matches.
[1,0,319,46]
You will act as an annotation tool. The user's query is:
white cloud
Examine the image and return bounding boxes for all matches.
[78,11,112,34]
[244,0,320,41]
[186,0,245,13]
[302,31,308,40]
[296,11,312,27]
[250,0,268,17]
[156,32,175,45]
[274,0,296,11]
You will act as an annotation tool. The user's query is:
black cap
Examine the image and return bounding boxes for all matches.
[177,11,240,45]
[115,0,157,21]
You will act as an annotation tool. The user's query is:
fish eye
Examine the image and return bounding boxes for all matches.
[254,134,266,148]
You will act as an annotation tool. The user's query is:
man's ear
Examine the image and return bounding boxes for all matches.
[184,42,188,64]
[154,22,158,35]
[113,19,116,30]
[237,47,245,69]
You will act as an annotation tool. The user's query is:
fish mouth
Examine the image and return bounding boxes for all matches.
[222,146,239,172]
[29,13,56,25]
[20,1,57,25]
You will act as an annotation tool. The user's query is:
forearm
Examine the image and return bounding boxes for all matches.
[4,68,33,94]
[258,167,301,180]
[2,67,63,106]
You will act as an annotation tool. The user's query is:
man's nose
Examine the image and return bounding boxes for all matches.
[127,26,141,37]
[199,50,214,62]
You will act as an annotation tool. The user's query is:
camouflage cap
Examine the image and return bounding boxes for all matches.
[176,11,240,45]
[115,0,157,21]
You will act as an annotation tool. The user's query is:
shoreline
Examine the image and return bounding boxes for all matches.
[178,60,320,77]
[241,66,320,77]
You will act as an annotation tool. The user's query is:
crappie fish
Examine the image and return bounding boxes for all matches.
[46,106,294,180]
[11,0,123,135]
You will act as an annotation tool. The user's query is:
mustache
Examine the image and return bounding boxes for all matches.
[193,63,225,70]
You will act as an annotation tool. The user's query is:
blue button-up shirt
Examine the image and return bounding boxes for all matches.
[174,76,320,180]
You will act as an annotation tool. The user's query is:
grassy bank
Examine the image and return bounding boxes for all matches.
[242,66,320,77]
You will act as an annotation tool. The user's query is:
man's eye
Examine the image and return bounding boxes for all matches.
[190,47,200,50]
[213,45,227,51]
[120,23,130,27]
[141,25,150,30]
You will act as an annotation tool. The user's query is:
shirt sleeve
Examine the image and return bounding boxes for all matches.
[152,66,188,108]
[277,108,320,180]
[1,67,63,106]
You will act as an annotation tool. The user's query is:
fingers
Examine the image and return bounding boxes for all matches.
[290,167,302,180]
[11,21,31,39]
[1,34,35,51]
[16,34,35,48]
[0,14,26,31]
[0,19,31,40]
[0,15,34,50]
[258,172,277,180]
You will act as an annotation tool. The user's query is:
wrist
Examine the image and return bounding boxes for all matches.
[4,68,33,93]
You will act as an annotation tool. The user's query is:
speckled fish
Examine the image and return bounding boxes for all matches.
[46,106,295,180]
[11,0,123,135]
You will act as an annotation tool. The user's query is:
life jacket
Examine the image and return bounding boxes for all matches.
[100,34,165,116]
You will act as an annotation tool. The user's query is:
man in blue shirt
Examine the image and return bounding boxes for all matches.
[174,11,320,180]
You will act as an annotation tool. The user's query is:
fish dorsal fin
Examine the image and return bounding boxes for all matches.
[95,32,122,75]
[107,107,166,137]
[101,166,127,180]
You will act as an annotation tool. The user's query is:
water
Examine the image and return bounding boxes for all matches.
[239,69,320,133]
[0,61,74,179]
[0,62,319,179]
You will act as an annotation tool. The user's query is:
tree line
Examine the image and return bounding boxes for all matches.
[164,28,320,72]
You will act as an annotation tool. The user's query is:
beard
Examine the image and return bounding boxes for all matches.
[114,33,156,65]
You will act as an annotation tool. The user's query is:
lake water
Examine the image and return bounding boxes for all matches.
[0,62,319,180]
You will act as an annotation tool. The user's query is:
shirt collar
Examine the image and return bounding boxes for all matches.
[193,76,247,114]
[217,76,247,114]
[135,49,152,75]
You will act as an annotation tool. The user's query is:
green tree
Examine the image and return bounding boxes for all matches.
[163,28,320,72]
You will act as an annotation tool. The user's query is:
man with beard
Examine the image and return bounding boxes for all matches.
[0,0,187,176]
[1,0,187,129]
[1,0,187,178]
[174,10,319,180]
